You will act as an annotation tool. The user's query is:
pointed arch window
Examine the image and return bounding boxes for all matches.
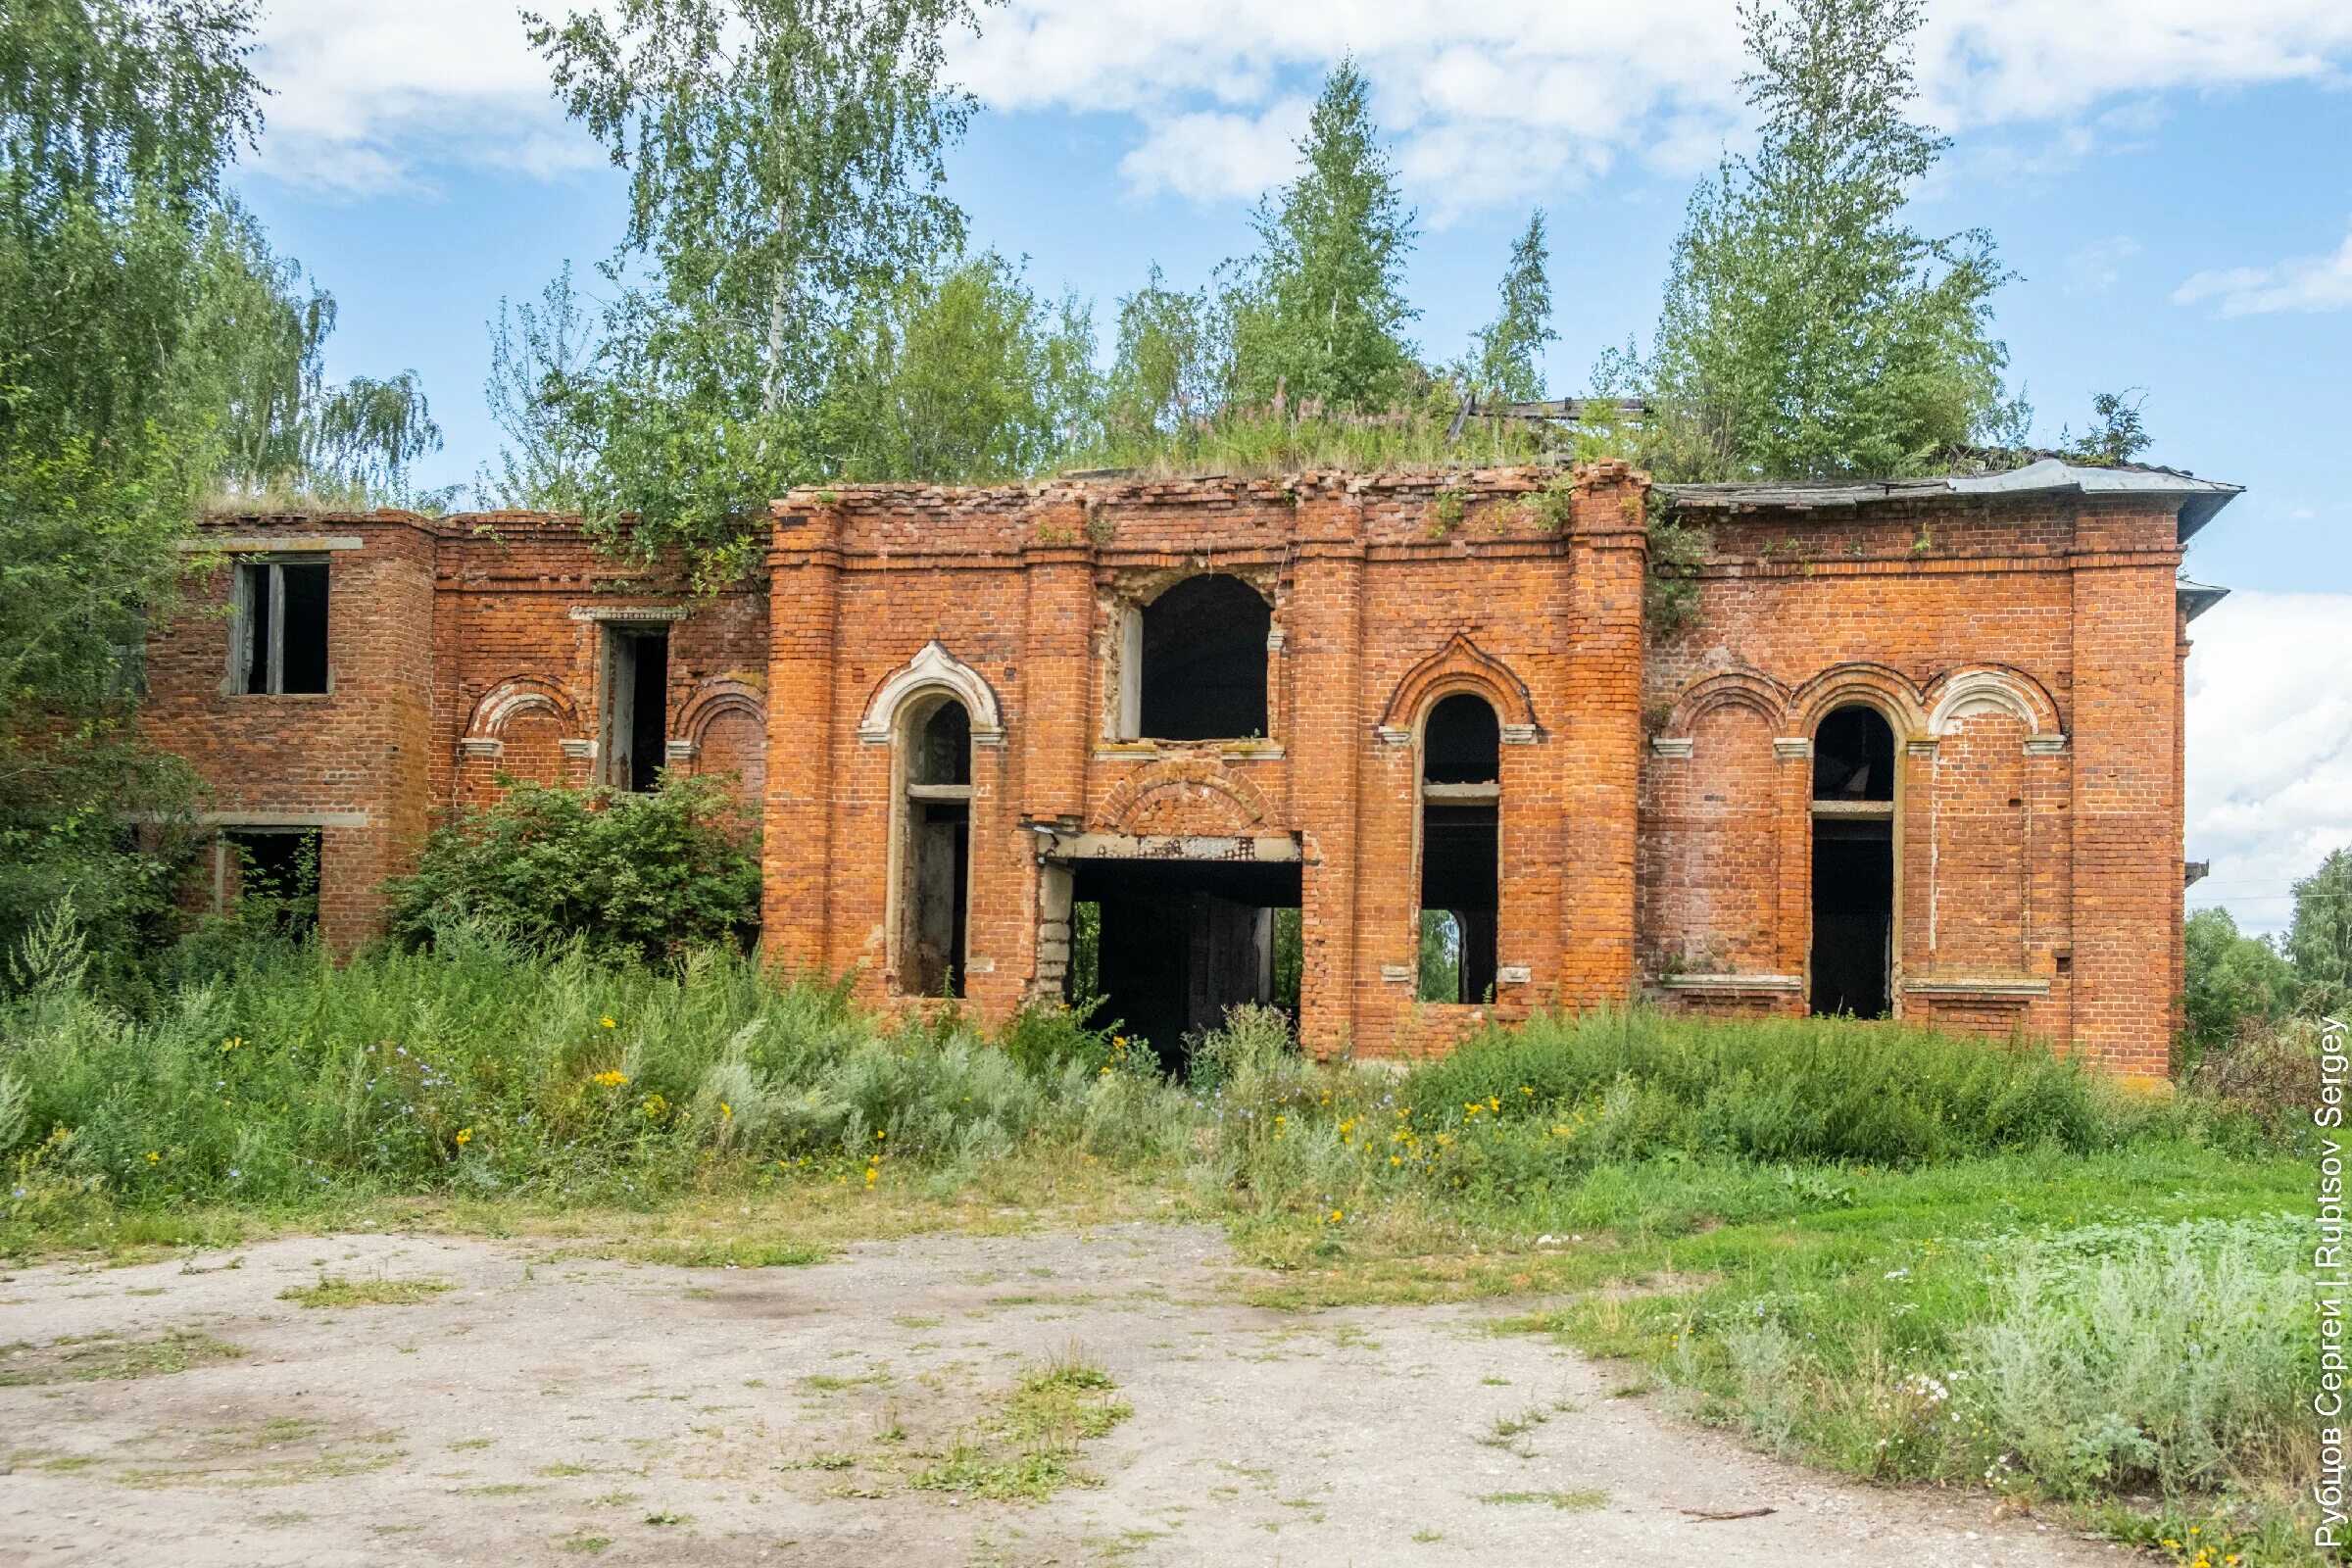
[1418,693,1500,1004]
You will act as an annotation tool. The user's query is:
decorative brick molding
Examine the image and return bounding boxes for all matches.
[1376,631,1540,736]
[857,639,1004,746]
[1098,758,1270,834]
[567,603,690,622]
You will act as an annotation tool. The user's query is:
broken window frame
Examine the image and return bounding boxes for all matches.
[227,556,330,696]
[894,693,974,998]
[598,624,672,792]
[214,826,322,938]
[1121,573,1275,744]
[1415,691,1502,1005]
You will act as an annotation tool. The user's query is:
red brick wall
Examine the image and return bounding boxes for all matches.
[142,475,2197,1076]
[142,515,436,950]
[1636,495,2188,1077]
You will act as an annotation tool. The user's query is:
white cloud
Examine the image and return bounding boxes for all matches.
[245,3,601,193]
[2184,590,2352,934]
[2174,222,2352,317]
[2064,234,2141,294]
[243,1,2352,213]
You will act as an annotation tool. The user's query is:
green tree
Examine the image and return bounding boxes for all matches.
[1613,0,2022,480]
[820,252,1097,482]
[2288,848,2352,1020]
[2059,389,2152,466]
[204,212,445,507]
[479,262,601,511]
[1467,210,1554,403]
[525,0,982,583]
[0,0,265,962]
[2180,906,2295,1056]
[1099,265,1226,445]
[1228,60,1419,414]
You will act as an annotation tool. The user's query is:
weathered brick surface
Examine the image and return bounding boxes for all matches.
[143,472,2203,1076]
[1639,495,2192,1077]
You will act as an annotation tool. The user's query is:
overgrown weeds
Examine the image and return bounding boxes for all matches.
[0,926,2317,1552]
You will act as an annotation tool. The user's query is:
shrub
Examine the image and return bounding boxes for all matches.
[1960,1217,2307,1494]
[385,775,759,957]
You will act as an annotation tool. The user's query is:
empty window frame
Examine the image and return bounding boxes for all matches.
[600,626,671,792]
[1133,574,1271,741]
[230,559,329,695]
[1808,703,1896,1018]
[1418,693,1500,1004]
[217,827,321,938]
[899,696,972,998]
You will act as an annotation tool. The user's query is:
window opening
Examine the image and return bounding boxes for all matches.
[1419,693,1500,1003]
[231,560,329,695]
[220,828,320,938]
[1137,574,1270,741]
[602,627,670,792]
[1814,704,1894,800]
[901,696,972,998]
[1809,703,1895,1018]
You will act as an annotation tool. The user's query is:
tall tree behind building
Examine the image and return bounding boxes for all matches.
[1465,211,1555,404]
[0,0,433,967]
[524,0,982,584]
[1604,0,2024,480]
[2288,848,2352,1021]
[1227,60,1420,415]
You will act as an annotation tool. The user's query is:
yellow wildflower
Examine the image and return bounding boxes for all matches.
[146,1151,161,1163]
[455,1127,473,1148]
[601,1016,617,1029]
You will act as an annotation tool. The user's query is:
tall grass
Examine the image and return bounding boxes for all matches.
[1403,1009,2121,1166]
[0,919,1192,1217]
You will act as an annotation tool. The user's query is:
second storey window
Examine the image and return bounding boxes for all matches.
[231,559,329,695]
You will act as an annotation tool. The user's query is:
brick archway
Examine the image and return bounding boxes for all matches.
[1377,633,1538,741]
[1100,759,1270,835]
[1786,662,1930,739]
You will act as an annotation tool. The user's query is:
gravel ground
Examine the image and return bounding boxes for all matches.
[0,1222,2129,1566]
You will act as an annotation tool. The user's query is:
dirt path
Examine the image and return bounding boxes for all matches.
[0,1223,2126,1566]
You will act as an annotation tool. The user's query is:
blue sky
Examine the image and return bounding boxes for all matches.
[230,0,2352,930]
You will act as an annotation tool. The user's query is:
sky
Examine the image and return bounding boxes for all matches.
[226,0,2352,934]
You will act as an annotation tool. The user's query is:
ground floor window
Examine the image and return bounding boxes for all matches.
[217,828,321,938]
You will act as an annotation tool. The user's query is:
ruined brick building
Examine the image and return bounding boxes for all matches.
[144,457,2239,1079]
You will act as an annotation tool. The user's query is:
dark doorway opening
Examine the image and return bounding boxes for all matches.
[1420,693,1499,1004]
[1809,703,1896,1018]
[902,698,972,998]
[1067,857,1300,1069]
[1810,819,1892,1017]
[603,627,671,792]
[1139,574,1271,740]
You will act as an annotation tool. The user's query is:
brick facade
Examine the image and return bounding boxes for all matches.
[148,460,2233,1079]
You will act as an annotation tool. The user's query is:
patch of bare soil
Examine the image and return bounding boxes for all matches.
[0,1224,2127,1566]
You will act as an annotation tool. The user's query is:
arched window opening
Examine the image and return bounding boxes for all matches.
[1809,703,1895,1018]
[1419,693,1499,1004]
[1814,704,1894,801]
[900,695,972,997]
[1424,691,1500,784]
[1137,574,1270,741]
